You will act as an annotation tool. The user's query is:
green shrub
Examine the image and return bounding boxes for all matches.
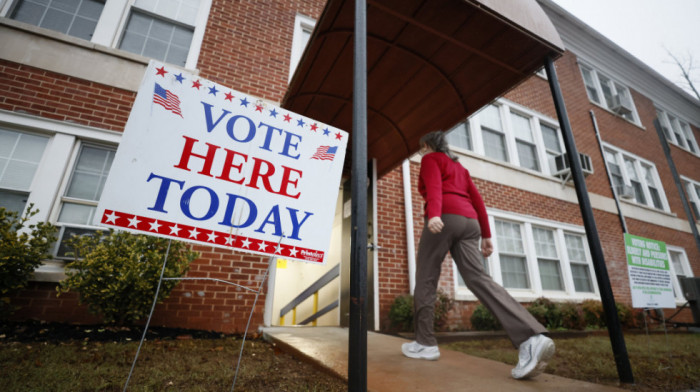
[527,297,562,329]
[388,294,414,332]
[616,302,635,329]
[581,299,605,328]
[388,289,454,332]
[0,205,56,317]
[470,303,501,331]
[559,302,586,330]
[58,230,198,325]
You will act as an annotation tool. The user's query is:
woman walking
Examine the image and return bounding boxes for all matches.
[401,131,555,380]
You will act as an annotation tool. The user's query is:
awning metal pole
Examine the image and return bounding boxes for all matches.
[349,0,368,390]
[545,56,634,384]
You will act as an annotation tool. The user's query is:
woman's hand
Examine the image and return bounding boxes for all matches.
[481,238,493,258]
[427,216,444,233]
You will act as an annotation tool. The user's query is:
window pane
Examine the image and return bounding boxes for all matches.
[598,74,614,108]
[668,116,688,148]
[120,10,194,67]
[538,259,563,291]
[656,111,674,141]
[55,226,100,258]
[483,129,507,162]
[445,122,471,150]
[0,130,48,191]
[11,0,104,41]
[501,255,529,289]
[580,66,600,103]
[58,202,95,224]
[571,264,593,292]
[65,146,114,201]
[495,220,524,254]
[533,227,557,258]
[681,123,697,153]
[135,0,200,25]
[516,141,539,171]
[480,105,502,131]
[541,124,561,153]
[670,251,686,277]
[0,190,29,215]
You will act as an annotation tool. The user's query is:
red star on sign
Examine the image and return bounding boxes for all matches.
[192,79,202,89]
[156,66,167,77]
[283,114,292,122]
[255,105,263,112]
[335,132,343,140]
[224,92,234,101]
[310,123,318,132]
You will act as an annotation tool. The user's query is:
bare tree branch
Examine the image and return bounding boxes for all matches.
[666,48,700,101]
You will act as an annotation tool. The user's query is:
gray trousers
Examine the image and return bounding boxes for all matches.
[414,214,547,348]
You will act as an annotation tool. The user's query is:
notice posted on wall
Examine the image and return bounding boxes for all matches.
[94,61,348,264]
[625,233,675,309]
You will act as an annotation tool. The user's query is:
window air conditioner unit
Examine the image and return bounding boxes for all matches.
[553,152,593,177]
[611,93,633,116]
[616,184,635,199]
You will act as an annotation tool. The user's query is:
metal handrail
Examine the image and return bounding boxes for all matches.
[279,264,340,326]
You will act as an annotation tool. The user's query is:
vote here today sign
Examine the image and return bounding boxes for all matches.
[625,233,675,308]
[95,61,348,264]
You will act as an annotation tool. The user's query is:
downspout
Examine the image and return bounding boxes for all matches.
[402,159,417,295]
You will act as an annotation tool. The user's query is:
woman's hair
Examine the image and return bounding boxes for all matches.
[419,131,458,161]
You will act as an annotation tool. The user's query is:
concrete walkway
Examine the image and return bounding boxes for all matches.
[263,326,624,392]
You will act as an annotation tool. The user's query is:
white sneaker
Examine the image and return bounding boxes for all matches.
[511,334,555,379]
[401,341,440,360]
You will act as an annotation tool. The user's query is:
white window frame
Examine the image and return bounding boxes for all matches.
[1,0,212,69]
[681,176,700,222]
[288,13,316,82]
[666,246,694,304]
[603,143,670,212]
[445,99,564,175]
[453,210,599,302]
[579,62,640,125]
[0,111,120,267]
[656,107,700,156]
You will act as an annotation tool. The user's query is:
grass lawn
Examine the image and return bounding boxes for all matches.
[0,335,346,391]
[445,332,700,392]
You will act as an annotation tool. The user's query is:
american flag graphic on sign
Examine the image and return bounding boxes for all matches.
[311,145,337,161]
[153,83,183,117]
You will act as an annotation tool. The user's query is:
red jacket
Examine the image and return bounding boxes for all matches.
[418,152,491,238]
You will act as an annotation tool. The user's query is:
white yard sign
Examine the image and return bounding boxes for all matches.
[95,61,347,263]
[625,233,675,309]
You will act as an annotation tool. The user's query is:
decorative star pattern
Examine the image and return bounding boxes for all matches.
[99,210,326,263]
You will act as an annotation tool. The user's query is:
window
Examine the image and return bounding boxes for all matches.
[54,144,115,258]
[0,129,48,214]
[533,227,563,291]
[445,121,471,151]
[10,0,105,41]
[495,220,530,289]
[289,13,316,81]
[118,0,200,67]
[444,100,564,175]
[667,247,693,302]
[683,177,700,221]
[579,64,638,123]
[656,108,699,155]
[454,212,596,300]
[604,145,668,211]
[565,234,593,292]
[5,0,211,68]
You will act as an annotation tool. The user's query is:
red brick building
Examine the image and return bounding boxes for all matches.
[1,0,698,333]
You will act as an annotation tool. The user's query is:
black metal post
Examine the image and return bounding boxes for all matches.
[545,56,634,384]
[348,0,368,390]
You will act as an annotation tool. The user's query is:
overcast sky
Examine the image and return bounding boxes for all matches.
[550,0,700,98]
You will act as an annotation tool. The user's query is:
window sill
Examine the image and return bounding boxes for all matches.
[31,259,67,283]
[455,289,600,303]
